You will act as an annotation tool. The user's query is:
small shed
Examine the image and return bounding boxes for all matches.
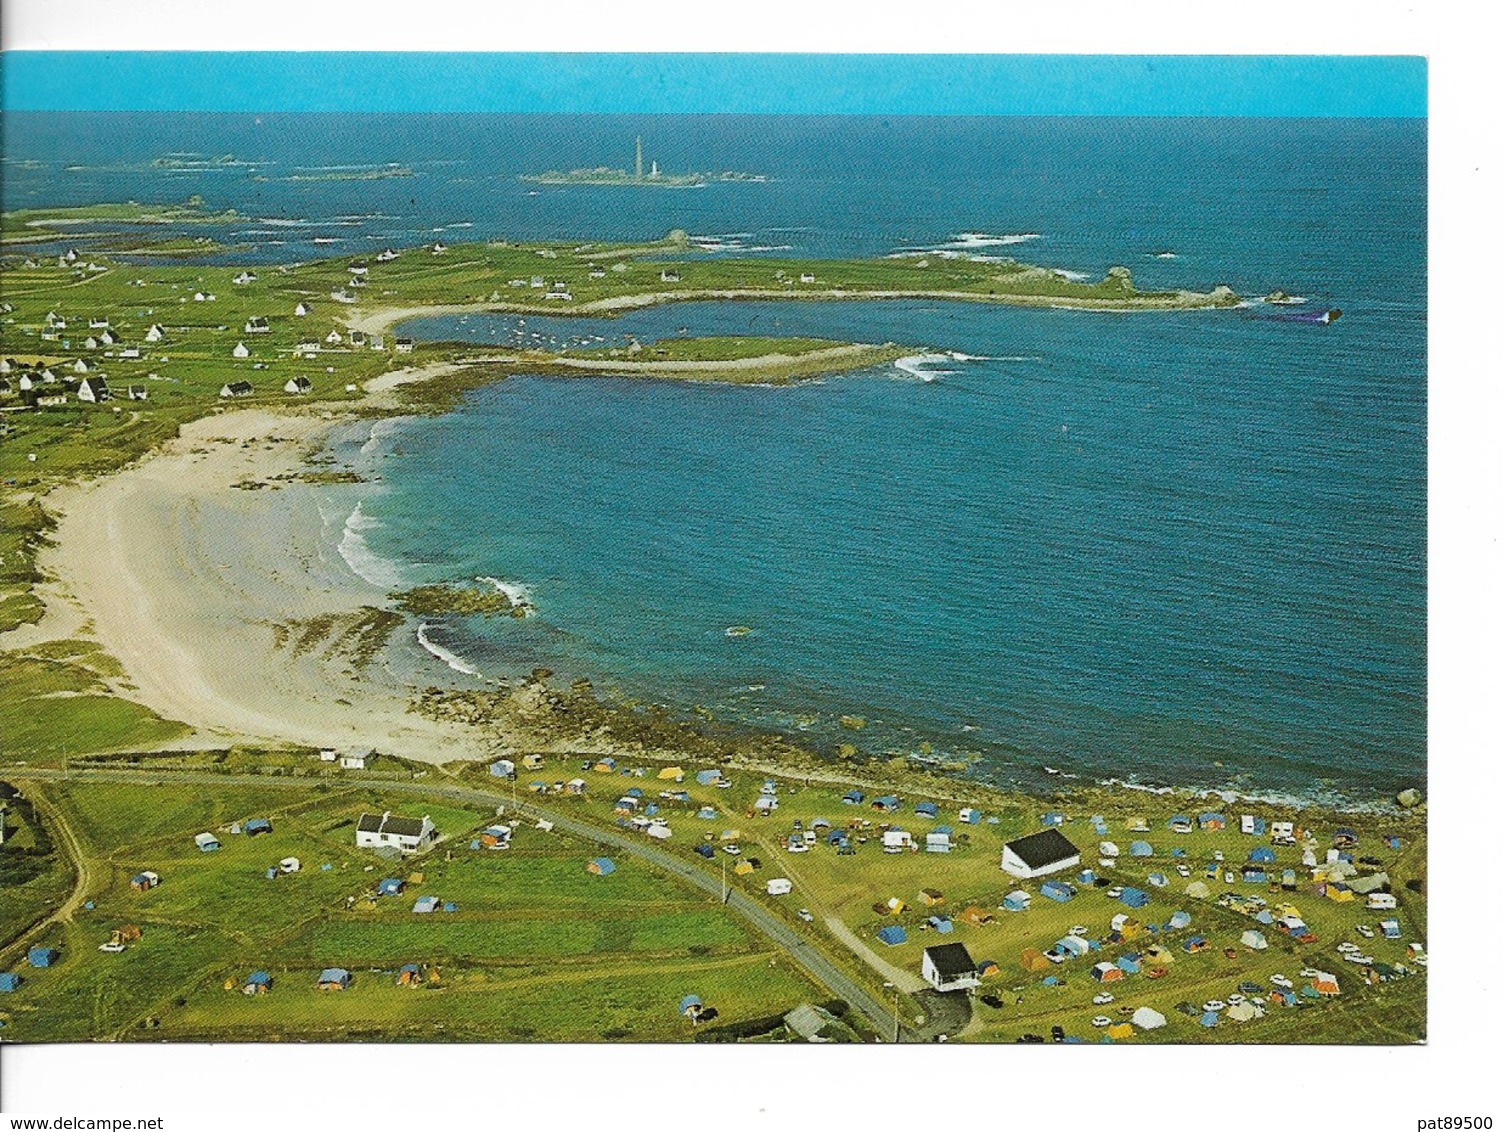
[317,968,351,990]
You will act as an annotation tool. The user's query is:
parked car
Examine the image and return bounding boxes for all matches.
[797,908,814,922]
[1092,992,1114,1005]
[1356,924,1375,938]
[98,942,126,953]
[723,844,741,855]
[1202,999,1226,1012]
[1091,1015,1111,1028]
[1270,974,1294,989]
[1017,1033,1046,1043]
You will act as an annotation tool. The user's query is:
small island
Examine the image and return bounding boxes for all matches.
[521,137,766,188]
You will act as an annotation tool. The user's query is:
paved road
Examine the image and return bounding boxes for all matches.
[9,767,920,1041]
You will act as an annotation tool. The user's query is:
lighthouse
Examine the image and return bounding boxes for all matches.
[636,136,643,179]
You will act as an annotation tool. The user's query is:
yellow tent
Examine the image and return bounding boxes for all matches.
[1106,1023,1134,1040]
[734,861,754,875]
[885,897,908,914]
[657,766,685,781]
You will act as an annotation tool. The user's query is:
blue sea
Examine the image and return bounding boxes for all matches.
[3,113,1426,801]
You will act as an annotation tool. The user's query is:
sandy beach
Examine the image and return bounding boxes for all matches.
[17,405,493,762]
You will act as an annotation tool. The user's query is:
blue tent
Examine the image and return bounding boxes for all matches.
[826,830,848,846]
[412,896,440,914]
[696,806,717,820]
[489,759,513,777]
[1182,935,1208,952]
[695,769,722,785]
[0,973,22,992]
[694,844,714,859]
[842,789,865,805]
[1197,812,1226,829]
[914,801,939,818]
[1002,892,1030,912]
[1200,1011,1219,1027]
[1129,841,1154,857]
[679,994,703,1014]
[1042,811,1065,826]
[810,817,831,829]
[1248,846,1277,863]
[1168,815,1192,832]
[876,925,908,946]
[1118,954,1142,974]
[927,916,953,934]
[1167,910,1192,929]
[1171,847,1186,858]
[588,857,616,875]
[1118,888,1150,909]
[1077,869,1097,886]
[1148,872,1168,887]
[442,902,457,913]
[377,877,405,896]
[1242,867,1267,884]
[399,964,422,979]
[873,795,901,812]
[762,780,778,794]
[625,787,644,798]
[246,970,272,988]
[244,818,272,836]
[1255,909,1275,924]
[1244,817,1267,835]
[644,803,659,816]
[1040,881,1075,903]
[317,968,351,988]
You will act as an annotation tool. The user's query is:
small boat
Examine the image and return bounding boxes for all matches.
[724,625,753,638]
[1262,307,1342,325]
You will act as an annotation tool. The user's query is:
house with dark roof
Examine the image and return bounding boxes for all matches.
[1000,828,1081,879]
[922,942,979,992]
[355,810,436,853]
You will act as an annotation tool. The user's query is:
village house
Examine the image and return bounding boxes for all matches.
[922,942,980,992]
[233,271,257,285]
[355,810,437,853]
[76,376,111,403]
[1000,828,1081,879]
[232,342,250,358]
[339,748,371,769]
[145,324,166,342]
[284,376,312,395]
[245,317,270,334]
[294,302,311,317]
[394,338,415,353]
[219,381,253,399]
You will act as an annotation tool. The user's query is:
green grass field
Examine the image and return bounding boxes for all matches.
[0,776,824,1042]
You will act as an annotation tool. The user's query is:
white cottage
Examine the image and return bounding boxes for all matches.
[355,811,436,853]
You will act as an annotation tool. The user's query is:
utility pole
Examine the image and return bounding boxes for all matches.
[720,855,728,904]
[635,136,643,179]
[883,981,901,1043]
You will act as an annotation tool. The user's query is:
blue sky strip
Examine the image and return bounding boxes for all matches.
[1,53,1425,117]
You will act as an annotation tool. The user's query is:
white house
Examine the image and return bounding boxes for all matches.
[1270,821,1296,844]
[295,340,320,356]
[799,272,816,284]
[355,811,436,853]
[284,376,312,395]
[89,317,110,329]
[294,302,311,317]
[233,271,257,285]
[145,324,166,342]
[325,329,343,345]
[339,749,371,770]
[232,342,250,358]
[394,339,415,353]
[220,381,253,399]
[245,317,270,334]
[921,942,980,992]
[318,749,339,762]
[118,347,141,359]
[1000,828,1081,879]
[925,831,952,853]
[76,376,111,403]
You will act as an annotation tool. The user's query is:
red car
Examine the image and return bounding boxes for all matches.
[1147,967,1169,979]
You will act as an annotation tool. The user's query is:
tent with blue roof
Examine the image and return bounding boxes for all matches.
[695,769,722,785]
[1168,815,1193,833]
[587,857,616,876]
[927,915,953,933]
[625,787,644,798]
[1041,811,1065,826]
[245,818,272,836]
[1249,846,1277,863]
[245,970,272,993]
[1129,840,1154,857]
[1167,910,1192,929]
[1197,812,1226,830]
[1200,1011,1219,1027]
[1040,880,1075,903]
[1077,869,1096,886]
[0,973,22,992]
[755,794,779,812]
[442,901,457,913]
[412,895,440,914]
[1119,887,1150,909]
[958,807,981,824]
[678,995,703,1016]
[876,925,908,946]
[317,968,351,989]
[810,817,831,829]
[842,789,865,804]
[27,948,58,968]
[697,806,717,820]
[377,877,405,897]
[872,795,901,813]
[914,801,939,818]
[1118,954,1142,974]
[1002,890,1030,912]
[1148,872,1168,887]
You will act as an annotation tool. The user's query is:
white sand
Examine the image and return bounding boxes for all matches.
[25,407,491,762]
